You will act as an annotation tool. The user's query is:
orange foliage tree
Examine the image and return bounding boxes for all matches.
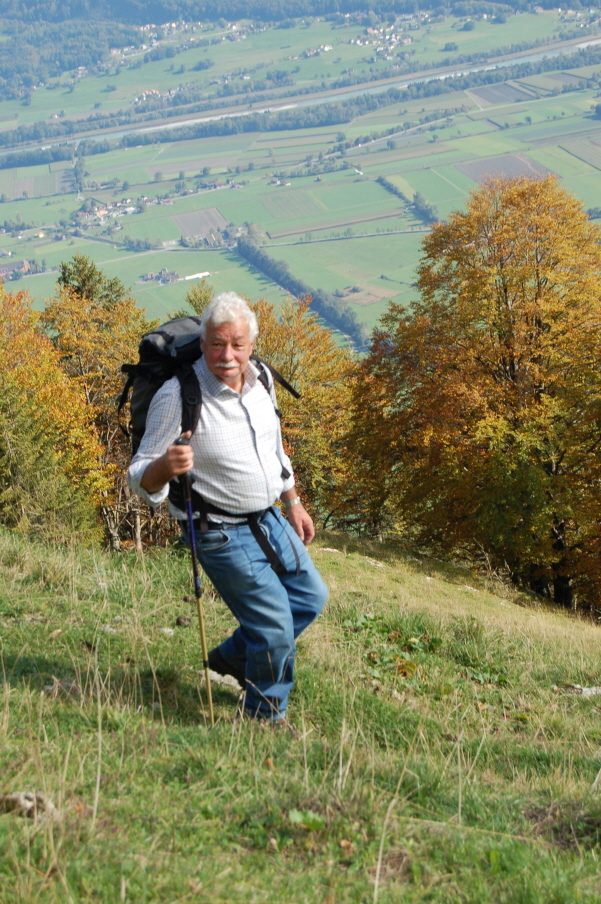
[0,284,107,540]
[251,296,354,526]
[351,176,601,609]
[41,260,158,548]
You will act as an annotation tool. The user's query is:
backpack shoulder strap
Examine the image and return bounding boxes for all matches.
[175,365,202,437]
[250,355,301,400]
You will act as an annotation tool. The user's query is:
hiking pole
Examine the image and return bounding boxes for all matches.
[174,437,215,727]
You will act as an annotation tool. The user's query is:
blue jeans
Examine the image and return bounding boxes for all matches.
[183,508,328,721]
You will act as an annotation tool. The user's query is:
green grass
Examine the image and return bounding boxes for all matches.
[558,138,601,169]
[269,232,424,300]
[19,241,292,319]
[527,145,595,176]
[0,11,578,135]
[561,172,601,207]
[2,527,601,902]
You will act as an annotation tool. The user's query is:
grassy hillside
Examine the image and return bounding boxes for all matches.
[1,528,601,902]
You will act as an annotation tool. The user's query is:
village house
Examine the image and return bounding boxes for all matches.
[0,259,29,279]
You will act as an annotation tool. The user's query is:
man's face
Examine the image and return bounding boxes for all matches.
[200,317,254,390]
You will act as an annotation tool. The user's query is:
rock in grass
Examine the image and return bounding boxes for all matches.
[0,791,60,824]
[176,616,191,627]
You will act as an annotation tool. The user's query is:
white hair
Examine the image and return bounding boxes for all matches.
[200,292,258,342]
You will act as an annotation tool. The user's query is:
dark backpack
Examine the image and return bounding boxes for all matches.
[118,313,300,466]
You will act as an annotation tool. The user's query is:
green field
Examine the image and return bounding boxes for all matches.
[269,231,425,329]
[527,144,595,176]
[2,9,563,132]
[4,10,601,333]
[22,243,289,320]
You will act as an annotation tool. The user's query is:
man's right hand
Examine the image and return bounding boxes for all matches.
[140,431,193,493]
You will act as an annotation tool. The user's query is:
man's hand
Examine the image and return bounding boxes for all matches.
[140,431,193,494]
[282,494,315,546]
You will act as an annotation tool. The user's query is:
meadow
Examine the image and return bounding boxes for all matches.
[2,527,601,902]
[3,10,601,327]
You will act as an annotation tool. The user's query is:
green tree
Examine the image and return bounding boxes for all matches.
[352,176,601,610]
[172,277,215,319]
[57,253,126,307]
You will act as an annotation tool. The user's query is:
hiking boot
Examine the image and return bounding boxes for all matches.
[208,647,246,689]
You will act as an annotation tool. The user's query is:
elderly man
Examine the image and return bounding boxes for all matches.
[128,292,328,725]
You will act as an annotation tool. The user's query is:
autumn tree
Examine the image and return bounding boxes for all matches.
[0,285,106,542]
[352,176,601,610]
[251,296,354,526]
[42,258,158,548]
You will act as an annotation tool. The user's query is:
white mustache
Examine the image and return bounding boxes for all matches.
[216,362,239,370]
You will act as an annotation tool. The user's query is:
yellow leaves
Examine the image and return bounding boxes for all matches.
[41,286,158,415]
[250,296,354,517]
[419,177,601,371]
[0,284,108,503]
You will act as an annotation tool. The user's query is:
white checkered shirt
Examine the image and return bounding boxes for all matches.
[127,356,295,521]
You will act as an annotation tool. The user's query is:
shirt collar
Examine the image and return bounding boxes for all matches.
[198,355,258,397]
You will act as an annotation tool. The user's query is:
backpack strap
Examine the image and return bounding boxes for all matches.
[167,365,202,512]
[250,355,301,400]
[175,365,202,437]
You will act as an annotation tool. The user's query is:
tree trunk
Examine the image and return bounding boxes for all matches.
[101,505,121,552]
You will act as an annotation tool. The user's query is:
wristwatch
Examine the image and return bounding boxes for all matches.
[283,496,301,509]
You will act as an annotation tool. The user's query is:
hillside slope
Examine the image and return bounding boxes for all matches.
[1,528,600,902]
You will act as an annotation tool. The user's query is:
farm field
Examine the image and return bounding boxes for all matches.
[0,11,578,131]
[18,241,288,319]
[4,9,601,334]
[269,232,424,329]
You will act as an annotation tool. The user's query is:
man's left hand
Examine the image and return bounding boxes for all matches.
[285,502,315,546]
